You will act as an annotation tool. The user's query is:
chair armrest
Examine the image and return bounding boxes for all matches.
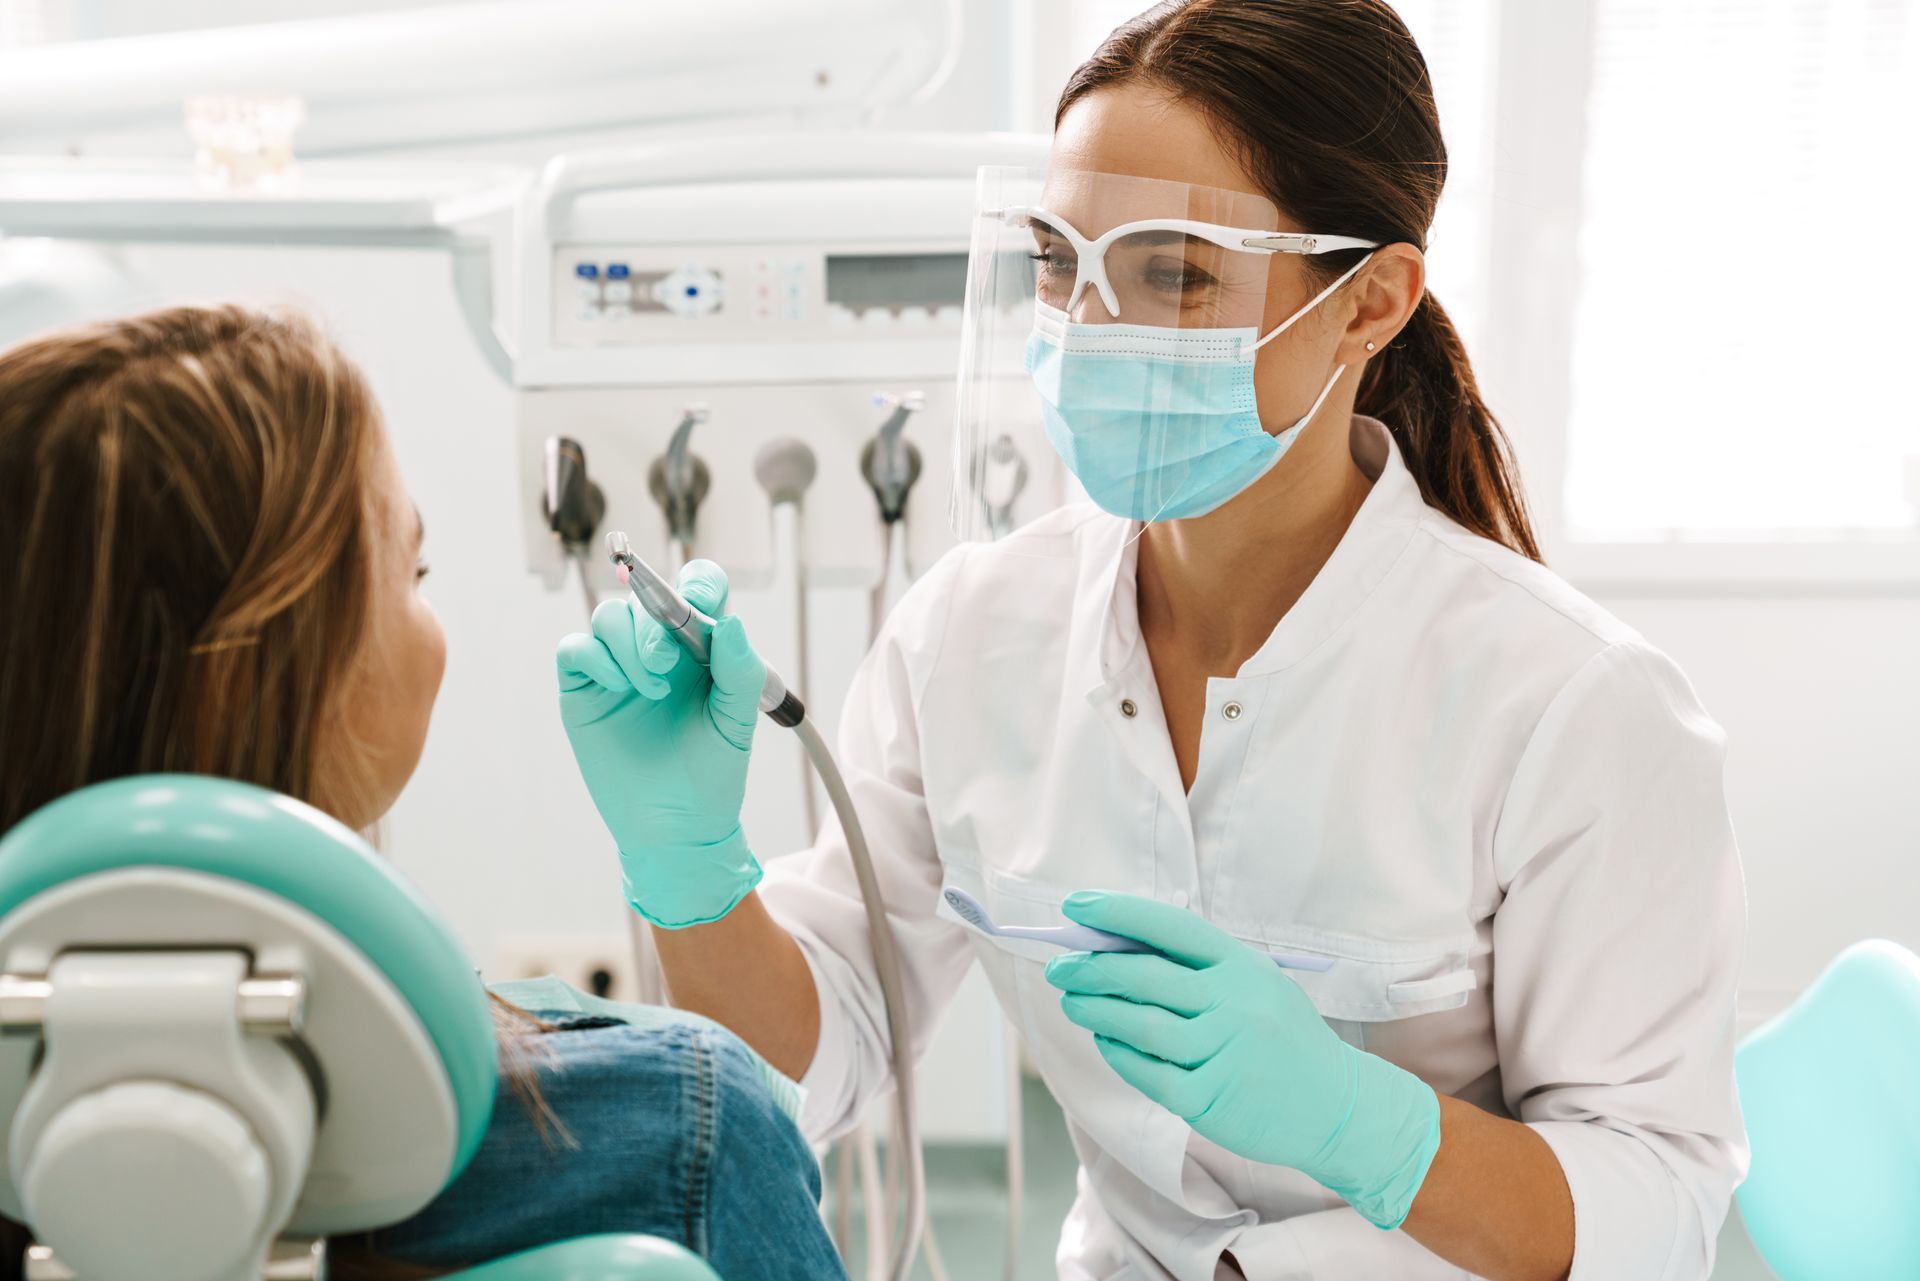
[441,1234,721,1281]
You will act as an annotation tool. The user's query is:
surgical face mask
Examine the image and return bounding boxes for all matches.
[1024,252,1373,523]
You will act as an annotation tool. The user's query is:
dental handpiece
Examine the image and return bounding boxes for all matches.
[606,532,807,728]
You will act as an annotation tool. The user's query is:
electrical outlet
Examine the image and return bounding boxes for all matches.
[494,933,643,1003]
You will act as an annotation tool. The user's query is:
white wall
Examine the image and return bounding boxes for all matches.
[1585,591,1920,1027]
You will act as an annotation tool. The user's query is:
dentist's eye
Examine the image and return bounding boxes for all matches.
[415,558,432,584]
[1146,265,1215,292]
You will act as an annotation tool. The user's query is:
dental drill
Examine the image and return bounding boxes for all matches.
[604,531,925,1281]
[860,391,924,635]
[648,404,711,572]
[608,531,804,727]
[542,435,607,618]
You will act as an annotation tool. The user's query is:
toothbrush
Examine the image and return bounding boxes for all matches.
[941,886,1334,973]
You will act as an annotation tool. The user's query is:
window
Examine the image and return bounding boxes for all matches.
[1390,1,1500,358]
[1564,0,1920,540]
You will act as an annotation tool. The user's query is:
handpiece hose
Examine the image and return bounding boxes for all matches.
[602,531,924,1281]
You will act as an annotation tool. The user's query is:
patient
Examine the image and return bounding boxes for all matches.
[0,305,845,1281]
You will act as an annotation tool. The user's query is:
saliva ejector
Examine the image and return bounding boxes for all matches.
[604,531,926,1281]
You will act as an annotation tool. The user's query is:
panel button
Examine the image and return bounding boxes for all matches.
[656,264,724,317]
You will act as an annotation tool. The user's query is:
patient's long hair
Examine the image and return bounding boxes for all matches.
[0,304,379,828]
[0,305,561,1279]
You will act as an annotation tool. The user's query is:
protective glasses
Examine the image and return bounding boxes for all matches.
[987,205,1378,324]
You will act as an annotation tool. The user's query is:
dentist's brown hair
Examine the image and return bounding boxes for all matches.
[1061,0,1540,560]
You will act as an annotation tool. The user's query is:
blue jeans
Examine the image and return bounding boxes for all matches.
[369,996,846,1281]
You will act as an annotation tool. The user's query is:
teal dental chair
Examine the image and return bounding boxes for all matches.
[1735,939,1920,1281]
[0,776,719,1281]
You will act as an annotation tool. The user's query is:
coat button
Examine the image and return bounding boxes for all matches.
[1222,701,1243,721]
[1120,698,1138,718]
[1170,890,1191,909]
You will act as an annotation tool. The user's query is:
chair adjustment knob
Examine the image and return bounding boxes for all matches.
[21,1079,271,1281]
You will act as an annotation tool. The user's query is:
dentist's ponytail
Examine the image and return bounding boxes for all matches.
[1358,291,1538,561]
[1061,0,1540,561]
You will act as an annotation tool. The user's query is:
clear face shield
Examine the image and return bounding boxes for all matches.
[951,166,1377,539]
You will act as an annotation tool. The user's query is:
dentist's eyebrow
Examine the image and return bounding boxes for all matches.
[1112,230,1208,249]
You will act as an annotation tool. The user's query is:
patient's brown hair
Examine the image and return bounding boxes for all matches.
[0,305,558,1278]
[0,304,380,829]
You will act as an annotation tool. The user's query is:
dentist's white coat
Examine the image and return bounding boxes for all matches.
[760,415,1748,1281]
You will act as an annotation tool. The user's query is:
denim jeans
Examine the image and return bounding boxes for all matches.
[369,983,846,1281]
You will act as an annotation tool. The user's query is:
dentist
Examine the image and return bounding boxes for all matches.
[557,3,1746,1279]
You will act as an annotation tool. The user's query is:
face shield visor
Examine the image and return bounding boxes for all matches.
[951,166,1377,539]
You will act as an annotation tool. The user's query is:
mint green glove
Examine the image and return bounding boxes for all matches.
[1044,891,1441,1229]
[555,560,766,929]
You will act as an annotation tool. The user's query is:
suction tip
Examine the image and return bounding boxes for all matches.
[753,437,818,505]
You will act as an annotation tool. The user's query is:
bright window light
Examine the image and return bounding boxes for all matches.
[1392,0,1498,357]
[1565,0,1920,539]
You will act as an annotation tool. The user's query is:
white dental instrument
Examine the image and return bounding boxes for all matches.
[943,886,1336,973]
[605,531,925,1281]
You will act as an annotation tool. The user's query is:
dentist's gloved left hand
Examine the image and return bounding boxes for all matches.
[556,560,766,929]
[1045,891,1442,1230]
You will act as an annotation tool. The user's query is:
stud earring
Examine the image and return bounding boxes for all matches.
[1365,340,1377,352]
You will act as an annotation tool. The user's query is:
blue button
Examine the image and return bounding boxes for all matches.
[574,263,599,279]
[606,263,630,280]
[684,284,700,297]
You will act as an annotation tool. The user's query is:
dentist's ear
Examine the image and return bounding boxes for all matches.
[1342,243,1426,363]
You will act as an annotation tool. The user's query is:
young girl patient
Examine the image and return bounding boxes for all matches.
[0,304,846,1281]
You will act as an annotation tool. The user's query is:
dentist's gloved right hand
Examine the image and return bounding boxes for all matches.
[556,559,766,929]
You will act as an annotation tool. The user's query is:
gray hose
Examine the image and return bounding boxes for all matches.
[567,548,599,621]
[795,716,924,1281]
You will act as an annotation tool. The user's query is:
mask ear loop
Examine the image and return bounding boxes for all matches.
[1283,360,1351,441]
[1250,251,1376,351]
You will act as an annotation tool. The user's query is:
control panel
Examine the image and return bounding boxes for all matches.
[554,244,968,346]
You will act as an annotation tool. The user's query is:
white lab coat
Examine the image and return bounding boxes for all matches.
[759,415,1747,1281]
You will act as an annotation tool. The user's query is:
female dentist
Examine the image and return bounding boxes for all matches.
[556,3,1747,1279]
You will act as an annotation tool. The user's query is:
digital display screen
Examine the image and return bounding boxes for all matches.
[825,253,970,311]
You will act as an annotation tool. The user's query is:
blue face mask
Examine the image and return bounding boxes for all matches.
[1024,253,1372,522]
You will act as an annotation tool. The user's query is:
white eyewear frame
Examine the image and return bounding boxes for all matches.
[992,204,1380,319]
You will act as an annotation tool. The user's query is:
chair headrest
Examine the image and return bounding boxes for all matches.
[0,776,497,1177]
